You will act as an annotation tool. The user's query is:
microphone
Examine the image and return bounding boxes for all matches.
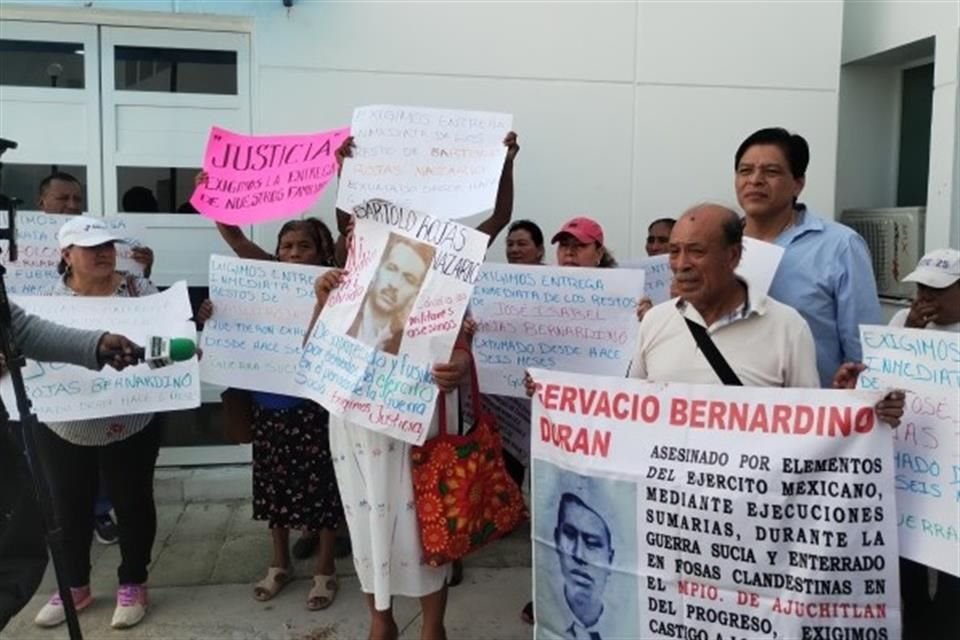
[104,337,197,369]
[137,337,197,369]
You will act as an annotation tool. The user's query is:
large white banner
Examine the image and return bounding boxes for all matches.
[1,211,147,295]
[199,255,327,396]
[859,324,960,576]
[295,199,487,444]
[470,263,644,397]
[336,105,513,219]
[3,282,199,421]
[529,368,900,640]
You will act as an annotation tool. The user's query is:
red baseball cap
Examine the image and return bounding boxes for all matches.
[551,217,604,245]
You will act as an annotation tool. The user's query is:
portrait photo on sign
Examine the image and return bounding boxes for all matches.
[346,232,435,355]
[533,461,638,640]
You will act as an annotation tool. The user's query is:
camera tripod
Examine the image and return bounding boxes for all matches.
[0,139,84,639]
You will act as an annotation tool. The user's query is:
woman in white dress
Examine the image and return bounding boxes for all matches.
[312,269,471,640]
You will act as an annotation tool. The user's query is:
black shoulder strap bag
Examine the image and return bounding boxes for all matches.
[684,318,743,386]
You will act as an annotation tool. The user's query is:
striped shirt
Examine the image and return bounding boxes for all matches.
[44,273,158,446]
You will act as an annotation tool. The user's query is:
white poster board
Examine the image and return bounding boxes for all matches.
[529,368,900,640]
[337,105,513,219]
[470,263,644,397]
[3,282,199,421]
[859,323,960,576]
[295,199,488,444]
[199,255,327,396]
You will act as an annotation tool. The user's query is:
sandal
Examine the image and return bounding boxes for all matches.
[521,601,534,625]
[253,566,292,602]
[307,573,338,611]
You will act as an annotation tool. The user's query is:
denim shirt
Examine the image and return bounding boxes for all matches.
[768,206,882,387]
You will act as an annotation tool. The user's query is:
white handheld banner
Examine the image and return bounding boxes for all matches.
[337,105,513,219]
[200,255,327,396]
[859,324,960,576]
[529,368,899,640]
[295,199,488,445]
[470,263,644,397]
[2,282,199,421]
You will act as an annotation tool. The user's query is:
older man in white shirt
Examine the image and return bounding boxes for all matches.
[629,203,819,387]
[626,204,904,427]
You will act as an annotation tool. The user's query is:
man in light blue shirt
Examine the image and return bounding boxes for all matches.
[734,127,882,387]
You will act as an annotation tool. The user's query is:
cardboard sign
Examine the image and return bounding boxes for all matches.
[295,199,488,444]
[191,126,350,224]
[337,105,512,219]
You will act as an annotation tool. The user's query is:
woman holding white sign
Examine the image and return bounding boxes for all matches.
[197,218,344,611]
[32,216,159,631]
[311,268,474,640]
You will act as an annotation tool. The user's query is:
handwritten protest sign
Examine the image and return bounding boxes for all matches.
[529,368,899,640]
[295,199,488,445]
[469,264,644,398]
[191,126,350,224]
[336,105,512,219]
[1,211,146,295]
[859,324,960,576]
[2,282,199,421]
[200,255,327,395]
[621,255,671,304]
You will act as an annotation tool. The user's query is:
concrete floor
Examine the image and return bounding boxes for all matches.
[2,498,534,640]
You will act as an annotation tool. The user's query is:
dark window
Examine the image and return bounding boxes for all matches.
[897,63,934,207]
[0,163,87,210]
[116,167,201,214]
[114,46,237,95]
[0,39,85,88]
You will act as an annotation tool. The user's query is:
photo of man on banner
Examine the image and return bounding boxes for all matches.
[533,462,638,640]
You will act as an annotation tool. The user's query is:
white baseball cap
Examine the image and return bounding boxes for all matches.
[57,216,124,249]
[902,249,960,289]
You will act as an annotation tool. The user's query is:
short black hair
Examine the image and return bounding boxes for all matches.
[507,219,544,248]
[648,218,676,233]
[122,186,158,213]
[556,492,612,550]
[735,127,809,179]
[721,209,744,247]
[38,171,81,198]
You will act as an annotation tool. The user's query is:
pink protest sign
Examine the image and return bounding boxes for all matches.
[191,126,350,224]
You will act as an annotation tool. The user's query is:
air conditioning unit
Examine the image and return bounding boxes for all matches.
[839,207,925,299]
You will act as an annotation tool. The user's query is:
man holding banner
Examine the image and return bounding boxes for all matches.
[528,204,906,640]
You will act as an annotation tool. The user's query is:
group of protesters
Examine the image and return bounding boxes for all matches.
[7,124,959,640]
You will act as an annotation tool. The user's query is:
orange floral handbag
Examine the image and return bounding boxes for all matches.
[411,348,528,567]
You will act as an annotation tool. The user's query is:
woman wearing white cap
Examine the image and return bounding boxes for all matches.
[32,216,159,631]
[886,248,958,639]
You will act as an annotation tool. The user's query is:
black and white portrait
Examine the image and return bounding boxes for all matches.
[533,461,639,640]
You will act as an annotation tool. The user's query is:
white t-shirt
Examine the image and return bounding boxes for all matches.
[628,284,820,388]
[888,308,960,333]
